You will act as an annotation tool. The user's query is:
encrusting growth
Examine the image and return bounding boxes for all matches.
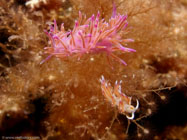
[41,4,135,65]
[100,75,139,120]
[26,0,48,9]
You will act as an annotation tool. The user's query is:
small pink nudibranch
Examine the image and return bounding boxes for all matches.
[41,8,135,65]
[100,75,139,120]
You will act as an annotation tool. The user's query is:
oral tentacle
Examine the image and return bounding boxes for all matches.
[135,99,139,111]
[126,112,135,120]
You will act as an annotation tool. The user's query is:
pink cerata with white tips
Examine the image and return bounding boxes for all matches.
[41,3,135,66]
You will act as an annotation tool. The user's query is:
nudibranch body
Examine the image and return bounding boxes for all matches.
[100,76,139,120]
[41,7,135,65]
